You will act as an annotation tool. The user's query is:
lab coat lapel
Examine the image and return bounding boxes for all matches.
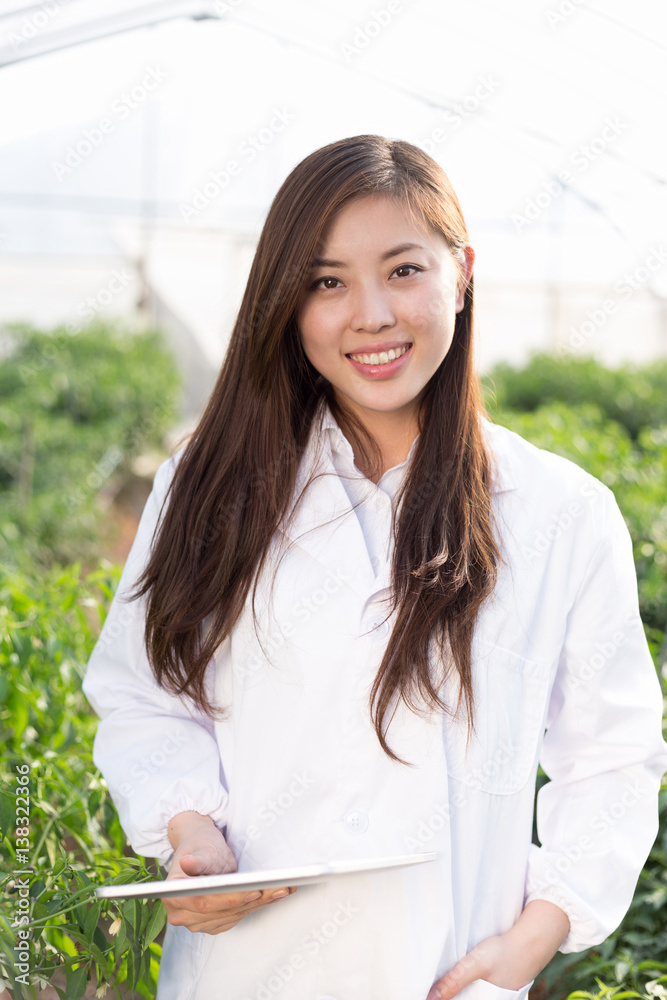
[482,417,520,496]
[277,412,518,604]
[278,418,378,602]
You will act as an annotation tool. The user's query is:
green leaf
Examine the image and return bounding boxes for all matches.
[53,858,67,878]
[122,897,139,932]
[137,899,151,937]
[0,789,15,841]
[31,901,49,920]
[84,900,101,942]
[126,947,136,992]
[89,939,109,968]
[144,901,167,946]
[93,926,108,955]
[616,961,632,983]
[113,920,128,962]
[7,692,29,742]
[64,966,87,1000]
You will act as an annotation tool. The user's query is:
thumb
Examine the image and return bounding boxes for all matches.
[427,949,483,1000]
[179,845,227,877]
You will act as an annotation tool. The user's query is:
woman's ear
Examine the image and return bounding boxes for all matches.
[455,245,475,313]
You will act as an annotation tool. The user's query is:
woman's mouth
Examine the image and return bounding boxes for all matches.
[345,343,413,379]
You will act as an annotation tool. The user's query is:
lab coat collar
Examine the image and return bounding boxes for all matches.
[318,401,421,479]
[277,400,518,601]
[480,415,520,495]
[315,400,517,494]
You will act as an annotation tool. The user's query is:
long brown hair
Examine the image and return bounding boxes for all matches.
[130,134,501,763]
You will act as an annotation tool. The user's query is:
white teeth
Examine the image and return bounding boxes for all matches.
[349,344,411,366]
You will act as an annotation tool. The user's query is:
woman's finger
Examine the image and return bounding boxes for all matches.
[427,944,488,999]
[174,844,233,879]
[164,884,298,933]
[166,884,294,915]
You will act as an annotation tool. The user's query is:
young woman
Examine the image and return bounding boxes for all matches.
[83,134,667,1000]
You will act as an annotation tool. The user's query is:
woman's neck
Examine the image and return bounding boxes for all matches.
[350,411,420,483]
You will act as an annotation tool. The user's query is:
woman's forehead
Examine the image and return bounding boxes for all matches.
[315,193,448,257]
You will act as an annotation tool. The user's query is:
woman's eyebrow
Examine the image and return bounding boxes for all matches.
[310,242,429,269]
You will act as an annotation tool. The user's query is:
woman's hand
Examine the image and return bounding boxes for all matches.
[426,900,570,998]
[163,811,297,935]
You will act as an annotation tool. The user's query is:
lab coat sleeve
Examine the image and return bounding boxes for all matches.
[524,484,667,953]
[82,453,229,868]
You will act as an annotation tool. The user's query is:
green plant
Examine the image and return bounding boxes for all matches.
[0,561,166,999]
[0,318,180,569]
[482,352,667,439]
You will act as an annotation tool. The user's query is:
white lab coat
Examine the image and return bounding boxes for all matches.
[83,400,667,1000]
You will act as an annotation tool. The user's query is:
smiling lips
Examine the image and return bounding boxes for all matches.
[347,343,412,366]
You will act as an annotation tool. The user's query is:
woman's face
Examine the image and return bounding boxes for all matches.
[297,192,473,429]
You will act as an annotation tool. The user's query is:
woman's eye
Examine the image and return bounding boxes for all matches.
[311,276,342,290]
[310,266,421,290]
[393,264,422,278]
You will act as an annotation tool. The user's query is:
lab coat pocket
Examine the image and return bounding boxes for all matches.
[456,978,534,999]
[442,640,552,795]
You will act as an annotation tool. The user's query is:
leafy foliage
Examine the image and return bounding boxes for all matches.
[0,320,178,997]
[0,319,179,569]
[0,562,165,999]
[482,352,667,439]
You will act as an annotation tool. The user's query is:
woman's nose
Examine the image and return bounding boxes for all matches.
[349,282,396,333]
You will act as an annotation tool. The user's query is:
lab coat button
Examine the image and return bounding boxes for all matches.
[343,809,369,833]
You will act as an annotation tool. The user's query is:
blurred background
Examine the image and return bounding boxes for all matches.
[1,0,666,419]
[1,3,666,998]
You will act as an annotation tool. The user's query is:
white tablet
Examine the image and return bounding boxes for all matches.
[96,852,438,900]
